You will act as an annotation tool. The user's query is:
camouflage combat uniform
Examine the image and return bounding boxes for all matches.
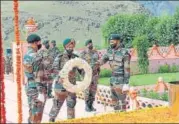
[49,50,79,121]
[80,48,100,111]
[39,40,55,98]
[37,46,54,96]
[23,46,45,123]
[99,45,131,111]
[23,34,44,123]
[5,55,12,74]
[49,46,60,60]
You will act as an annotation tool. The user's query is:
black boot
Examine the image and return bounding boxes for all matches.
[90,101,96,111]
[28,117,31,124]
[85,101,92,112]
[49,118,55,122]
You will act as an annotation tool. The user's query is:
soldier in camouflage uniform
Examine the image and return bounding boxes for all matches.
[49,38,80,122]
[5,48,12,75]
[80,39,100,112]
[97,34,131,111]
[37,40,54,99]
[23,34,45,123]
[49,40,61,59]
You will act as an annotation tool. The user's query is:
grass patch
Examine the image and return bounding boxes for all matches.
[99,72,179,86]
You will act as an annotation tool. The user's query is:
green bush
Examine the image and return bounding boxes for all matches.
[99,69,112,77]
[148,91,160,100]
[160,92,169,101]
[158,64,179,73]
[170,64,178,72]
[158,64,170,73]
[139,90,168,101]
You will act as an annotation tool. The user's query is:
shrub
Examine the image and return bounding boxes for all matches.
[99,69,112,77]
[148,90,160,100]
[139,90,168,101]
[170,64,178,72]
[158,64,170,73]
[160,92,169,101]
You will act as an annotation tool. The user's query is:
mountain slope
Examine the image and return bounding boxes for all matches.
[1,1,150,49]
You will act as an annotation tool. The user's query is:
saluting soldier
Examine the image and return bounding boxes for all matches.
[23,34,45,123]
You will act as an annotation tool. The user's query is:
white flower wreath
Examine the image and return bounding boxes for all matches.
[59,57,92,93]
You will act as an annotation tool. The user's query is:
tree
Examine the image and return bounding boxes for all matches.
[155,15,175,46]
[132,35,149,74]
[101,14,149,48]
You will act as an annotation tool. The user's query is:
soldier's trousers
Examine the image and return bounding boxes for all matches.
[25,82,47,123]
[84,74,98,107]
[110,76,127,111]
[49,90,76,120]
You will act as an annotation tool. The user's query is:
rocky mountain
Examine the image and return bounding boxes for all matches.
[1,1,150,50]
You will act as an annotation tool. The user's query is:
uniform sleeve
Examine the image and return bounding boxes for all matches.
[99,53,109,65]
[123,51,131,84]
[32,52,43,83]
[23,55,34,79]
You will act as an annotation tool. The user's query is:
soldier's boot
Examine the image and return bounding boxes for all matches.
[90,101,96,111]
[85,105,92,112]
[85,101,92,112]
[49,118,55,122]
[28,117,31,124]
[114,105,121,111]
[120,104,127,112]
[113,101,121,111]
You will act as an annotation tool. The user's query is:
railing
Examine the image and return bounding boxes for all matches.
[76,85,168,110]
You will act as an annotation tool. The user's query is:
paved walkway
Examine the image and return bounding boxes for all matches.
[4,74,113,123]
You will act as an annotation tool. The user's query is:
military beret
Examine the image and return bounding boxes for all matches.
[63,38,71,47]
[27,34,41,43]
[42,40,49,45]
[51,40,56,44]
[109,34,121,41]
[85,39,92,46]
